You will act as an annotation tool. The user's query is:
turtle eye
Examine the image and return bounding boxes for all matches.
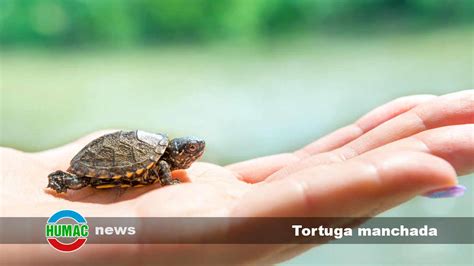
[187,143,198,152]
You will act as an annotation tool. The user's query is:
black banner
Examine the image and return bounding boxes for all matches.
[1,217,473,244]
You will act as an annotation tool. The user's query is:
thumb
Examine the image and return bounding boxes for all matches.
[232,151,457,217]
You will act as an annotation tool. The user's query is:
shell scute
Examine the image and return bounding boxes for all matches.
[69,130,168,177]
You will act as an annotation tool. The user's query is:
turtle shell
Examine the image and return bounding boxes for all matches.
[69,130,168,178]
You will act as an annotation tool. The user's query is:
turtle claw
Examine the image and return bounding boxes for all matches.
[47,170,68,193]
[169,179,181,185]
[47,170,89,193]
[162,178,180,186]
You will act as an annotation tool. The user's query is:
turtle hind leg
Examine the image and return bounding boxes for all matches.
[47,170,90,193]
[156,160,180,186]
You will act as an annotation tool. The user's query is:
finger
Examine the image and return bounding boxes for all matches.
[268,90,473,180]
[363,124,474,176]
[226,153,300,182]
[337,90,473,160]
[298,94,439,155]
[227,94,437,183]
[236,124,474,217]
[233,151,458,217]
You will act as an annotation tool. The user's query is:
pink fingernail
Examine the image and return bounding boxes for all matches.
[423,185,466,198]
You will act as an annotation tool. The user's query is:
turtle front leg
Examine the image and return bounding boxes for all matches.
[47,170,90,193]
[155,160,180,186]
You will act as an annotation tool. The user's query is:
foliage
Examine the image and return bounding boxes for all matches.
[0,0,472,47]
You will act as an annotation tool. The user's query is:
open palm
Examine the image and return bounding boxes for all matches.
[1,90,472,265]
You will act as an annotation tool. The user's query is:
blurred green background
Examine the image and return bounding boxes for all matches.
[0,0,473,265]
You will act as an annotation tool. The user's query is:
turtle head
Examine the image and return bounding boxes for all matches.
[165,137,205,170]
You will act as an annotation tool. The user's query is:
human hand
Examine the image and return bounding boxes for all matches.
[1,90,472,265]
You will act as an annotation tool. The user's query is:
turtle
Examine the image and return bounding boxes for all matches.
[47,130,205,193]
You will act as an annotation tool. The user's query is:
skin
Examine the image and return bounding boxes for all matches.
[0,90,473,265]
[46,136,206,192]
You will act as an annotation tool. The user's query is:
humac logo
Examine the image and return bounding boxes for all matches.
[45,210,89,252]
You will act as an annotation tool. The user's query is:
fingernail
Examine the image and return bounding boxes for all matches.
[423,185,466,198]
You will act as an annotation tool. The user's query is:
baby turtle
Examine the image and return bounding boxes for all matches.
[47,130,205,193]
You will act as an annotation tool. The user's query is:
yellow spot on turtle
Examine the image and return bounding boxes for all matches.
[85,171,96,177]
[146,162,155,169]
[125,172,134,178]
[98,175,110,179]
[133,184,145,187]
[136,168,145,175]
[112,175,121,179]
[120,184,131,188]
[96,184,116,189]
